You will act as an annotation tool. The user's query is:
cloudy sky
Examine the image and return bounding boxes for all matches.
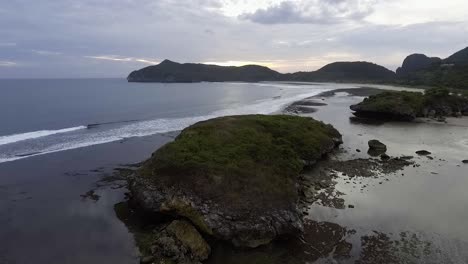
[0,0,467,78]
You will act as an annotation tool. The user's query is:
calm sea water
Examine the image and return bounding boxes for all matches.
[1,80,467,264]
[0,79,342,163]
[0,79,341,264]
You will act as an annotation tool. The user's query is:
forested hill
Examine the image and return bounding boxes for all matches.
[128,60,396,84]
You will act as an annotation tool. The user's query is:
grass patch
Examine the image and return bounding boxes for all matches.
[138,115,341,212]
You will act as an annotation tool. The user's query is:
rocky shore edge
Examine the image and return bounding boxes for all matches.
[125,115,343,263]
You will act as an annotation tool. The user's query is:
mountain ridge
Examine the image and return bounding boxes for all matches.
[395,46,468,89]
[128,46,468,89]
[128,60,396,83]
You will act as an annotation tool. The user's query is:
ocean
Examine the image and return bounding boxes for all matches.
[1,80,467,264]
[0,79,341,264]
[0,79,339,163]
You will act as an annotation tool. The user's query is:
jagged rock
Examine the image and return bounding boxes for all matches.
[150,220,211,263]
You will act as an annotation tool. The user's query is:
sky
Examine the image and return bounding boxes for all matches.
[0,0,467,78]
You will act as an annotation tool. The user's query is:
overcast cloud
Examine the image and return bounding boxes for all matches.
[0,0,467,78]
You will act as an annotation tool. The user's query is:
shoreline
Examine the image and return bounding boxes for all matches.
[118,86,468,263]
[1,84,467,263]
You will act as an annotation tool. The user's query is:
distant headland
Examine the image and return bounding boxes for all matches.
[128,46,468,89]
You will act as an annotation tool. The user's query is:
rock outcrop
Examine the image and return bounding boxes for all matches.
[396,54,441,76]
[129,115,342,252]
[148,220,211,264]
[350,88,468,122]
[368,140,387,156]
[350,91,424,121]
[394,47,468,89]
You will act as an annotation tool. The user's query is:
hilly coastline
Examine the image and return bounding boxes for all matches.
[395,47,468,89]
[127,59,282,83]
[128,46,468,89]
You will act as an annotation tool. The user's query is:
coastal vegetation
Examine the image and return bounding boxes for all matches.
[127,47,468,90]
[127,59,282,82]
[285,61,396,83]
[129,115,342,262]
[350,87,468,121]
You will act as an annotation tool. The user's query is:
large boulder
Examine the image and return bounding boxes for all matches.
[150,220,211,263]
[368,140,387,156]
[130,115,342,248]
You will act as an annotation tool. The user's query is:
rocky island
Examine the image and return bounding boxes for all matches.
[350,87,468,121]
[127,115,342,263]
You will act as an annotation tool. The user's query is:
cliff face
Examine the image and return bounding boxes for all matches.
[396,54,441,76]
[443,47,468,65]
[395,47,468,89]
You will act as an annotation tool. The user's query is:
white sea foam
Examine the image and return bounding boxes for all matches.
[0,85,334,164]
[0,126,87,146]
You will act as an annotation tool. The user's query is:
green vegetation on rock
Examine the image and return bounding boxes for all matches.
[350,91,425,121]
[288,61,396,83]
[127,60,282,82]
[165,220,211,260]
[130,115,342,248]
[127,60,396,83]
[127,47,468,89]
[140,115,342,211]
[350,87,468,121]
[395,47,468,90]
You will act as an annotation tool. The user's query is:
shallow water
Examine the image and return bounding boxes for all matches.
[0,134,176,264]
[304,93,468,263]
[1,82,466,263]
[0,80,339,264]
[0,79,341,163]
